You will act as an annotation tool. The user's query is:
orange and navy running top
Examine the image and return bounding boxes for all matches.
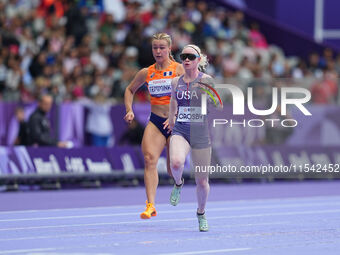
[145,61,179,105]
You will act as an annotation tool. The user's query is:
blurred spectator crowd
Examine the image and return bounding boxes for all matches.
[0,0,339,105]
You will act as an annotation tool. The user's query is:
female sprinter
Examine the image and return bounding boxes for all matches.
[124,33,184,219]
[168,44,215,232]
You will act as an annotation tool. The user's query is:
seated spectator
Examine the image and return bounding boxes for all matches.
[311,72,338,104]
[249,23,268,49]
[27,94,68,147]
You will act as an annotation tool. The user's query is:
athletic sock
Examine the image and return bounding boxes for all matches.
[197,210,205,216]
[175,177,184,187]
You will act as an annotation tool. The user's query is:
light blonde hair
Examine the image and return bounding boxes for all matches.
[183,44,208,72]
[152,32,175,61]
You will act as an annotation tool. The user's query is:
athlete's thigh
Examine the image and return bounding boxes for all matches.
[192,147,211,178]
[142,122,167,160]
[169,135,191,164]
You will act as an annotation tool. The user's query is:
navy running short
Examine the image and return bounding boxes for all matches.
[149,112,171,139]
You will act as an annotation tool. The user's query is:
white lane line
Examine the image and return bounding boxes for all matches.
[1,195,340,215]
[0,232,112,242]
[0,248,56,254]
[0,223,295,242]
[0,220,290,232]
[0,208,339,235]
[1,221,339,243]
[1,201,340,222]
[159,248,252,255]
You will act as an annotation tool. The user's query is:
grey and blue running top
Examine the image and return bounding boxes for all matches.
[172,72,211,149]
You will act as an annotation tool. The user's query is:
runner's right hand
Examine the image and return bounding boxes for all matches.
[124,111,135,124]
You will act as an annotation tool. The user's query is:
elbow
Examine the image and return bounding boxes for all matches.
[125,86,134,95]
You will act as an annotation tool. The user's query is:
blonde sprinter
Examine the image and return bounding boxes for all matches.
[124,33,184,219]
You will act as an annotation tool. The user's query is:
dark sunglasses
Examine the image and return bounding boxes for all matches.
[180,53,200,61]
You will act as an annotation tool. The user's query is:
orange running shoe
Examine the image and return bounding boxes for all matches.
[140,201,157,219]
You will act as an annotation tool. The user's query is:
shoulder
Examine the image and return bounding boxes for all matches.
[134,68,148,81]
[126,67,149,92]
[30,109,40,118]
[139,68,149,76]
[146,63,156,72]
[172,76,180,83]
[28,110,41,123]
[171,76,180,88]
[201,73,212,79]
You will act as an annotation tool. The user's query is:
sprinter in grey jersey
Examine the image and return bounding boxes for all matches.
[171,71,211,149]
[168,44,213,232]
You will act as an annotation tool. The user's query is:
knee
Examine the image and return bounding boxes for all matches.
[170,158,184,171]
[196,177,209,188]
[143,152,157,168]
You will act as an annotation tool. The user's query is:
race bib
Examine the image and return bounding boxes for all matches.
[177,107,203,122]
[148,79,172,97]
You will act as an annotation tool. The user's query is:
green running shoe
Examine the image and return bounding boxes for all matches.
[197,213,209,232]
[170,178,184,206]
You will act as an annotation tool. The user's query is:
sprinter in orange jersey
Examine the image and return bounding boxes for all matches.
[124,33,184,219]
